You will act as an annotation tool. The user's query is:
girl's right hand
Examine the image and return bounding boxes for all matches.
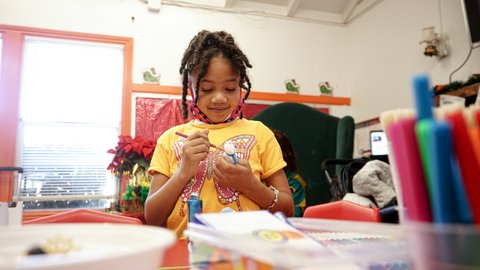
[178,129,210,179]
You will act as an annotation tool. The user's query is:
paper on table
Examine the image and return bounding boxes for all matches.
[188,211,411,269]
[196,210,327,250]
[190,211,344,269]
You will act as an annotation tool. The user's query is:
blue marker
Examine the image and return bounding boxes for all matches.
[188,192,203,224]
[429,122,457,223]
[412,75,434,121]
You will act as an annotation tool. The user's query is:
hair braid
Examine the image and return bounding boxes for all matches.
[180,71,189,119]
[179,30,252,120]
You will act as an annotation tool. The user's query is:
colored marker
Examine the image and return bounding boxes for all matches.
[445,111,480,224]
[387,118,432,222]
[428,122,458,223]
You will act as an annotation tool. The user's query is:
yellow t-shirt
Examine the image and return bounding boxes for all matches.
[149,118,286,238]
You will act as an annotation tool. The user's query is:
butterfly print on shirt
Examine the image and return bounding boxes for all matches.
[173,134,256,216]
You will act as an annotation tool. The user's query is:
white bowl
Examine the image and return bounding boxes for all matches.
[0,224,175,270]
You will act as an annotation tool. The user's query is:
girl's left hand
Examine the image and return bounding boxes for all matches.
[212,157,255,192]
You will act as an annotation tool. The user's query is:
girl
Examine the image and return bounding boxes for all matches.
[145,30,294,238]
[270,128,307,217]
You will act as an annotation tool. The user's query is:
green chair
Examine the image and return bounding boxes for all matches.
[251,102,355,207]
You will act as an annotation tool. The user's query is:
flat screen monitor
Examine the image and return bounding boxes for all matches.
[370,130,388,156]
[462,0,480,45]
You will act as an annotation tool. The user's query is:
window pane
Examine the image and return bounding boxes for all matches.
[20,37,123,123]
[18,37,124,210]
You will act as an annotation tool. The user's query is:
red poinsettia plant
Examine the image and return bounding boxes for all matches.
[107,135,156,176]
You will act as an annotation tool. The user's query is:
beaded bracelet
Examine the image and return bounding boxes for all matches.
[266,185,279,210]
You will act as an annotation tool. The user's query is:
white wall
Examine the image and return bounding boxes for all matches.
[347,0,480,121]
[0,0,349,107]
[1,0,479,122]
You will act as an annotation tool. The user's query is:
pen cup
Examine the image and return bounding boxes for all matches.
[407,221,480,269]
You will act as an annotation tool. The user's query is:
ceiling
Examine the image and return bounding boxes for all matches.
[158,0,384,26]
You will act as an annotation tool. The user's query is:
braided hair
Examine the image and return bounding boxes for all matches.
[179,30,252,120]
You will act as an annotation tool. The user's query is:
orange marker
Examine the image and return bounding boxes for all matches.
[445,111,480,224]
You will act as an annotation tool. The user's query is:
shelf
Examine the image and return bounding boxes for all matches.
[434,82,480,106]
[132,84,351,106]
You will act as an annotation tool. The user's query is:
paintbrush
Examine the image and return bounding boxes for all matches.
[174,131,224,151]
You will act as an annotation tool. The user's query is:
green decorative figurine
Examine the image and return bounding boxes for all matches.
[319,81,333,96]
[284,79,300,94]
[142,67,160,84]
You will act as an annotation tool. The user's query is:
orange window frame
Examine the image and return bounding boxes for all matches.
[0,24,133,202]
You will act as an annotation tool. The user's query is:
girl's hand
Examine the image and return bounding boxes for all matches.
[178,129,210,179]
[213,157,295,217]
[212,157,255,192]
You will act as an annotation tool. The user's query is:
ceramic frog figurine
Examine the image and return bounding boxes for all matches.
[284,79,300,94]
[319,81,333,96]
[142,67,160,84]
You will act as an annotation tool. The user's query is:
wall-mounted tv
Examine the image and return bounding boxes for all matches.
[462,0,480,45]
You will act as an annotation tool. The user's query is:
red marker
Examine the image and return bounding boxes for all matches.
[445,111,480,224]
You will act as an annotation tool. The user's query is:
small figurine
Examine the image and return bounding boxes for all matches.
[223,141,238,164]
[319,81,333,96]
[142,67,160,84]
[284,79,300,94]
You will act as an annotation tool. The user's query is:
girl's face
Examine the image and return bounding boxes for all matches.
[192,56,241,123]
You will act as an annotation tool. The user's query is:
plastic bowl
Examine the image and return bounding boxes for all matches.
[0,223,175,270]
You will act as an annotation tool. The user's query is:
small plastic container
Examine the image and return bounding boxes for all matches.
[406,221,480,269]
[188,192,203,224]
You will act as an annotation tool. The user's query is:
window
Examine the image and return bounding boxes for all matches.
[16,37,124,210]
[0,25,132,209]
